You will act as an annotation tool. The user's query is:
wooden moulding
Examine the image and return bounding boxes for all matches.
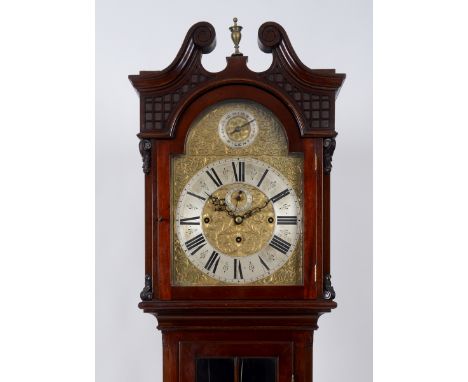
[139,299,337,331]
[129,21,345,139]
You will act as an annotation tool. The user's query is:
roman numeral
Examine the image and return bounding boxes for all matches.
[276,216,298,225]
[187,191,206,201]
[258,255,270,271]
[204,251,220,273]
[269,235,291,255]
[257,169,269,187]
[189,242,205,256]
[206,168,223,188]
[270,189,290,203]
[233,259,243,279]
[232,161,245,182]
[179,216,200,225]
[185,234,206,255]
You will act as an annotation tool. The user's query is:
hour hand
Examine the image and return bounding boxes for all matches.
[206,193,235,216]
[206,193,223,207]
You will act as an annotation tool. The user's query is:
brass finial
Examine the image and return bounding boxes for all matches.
[229,17,243,56]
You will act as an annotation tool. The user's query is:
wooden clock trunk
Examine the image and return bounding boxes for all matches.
[129,21,345,382]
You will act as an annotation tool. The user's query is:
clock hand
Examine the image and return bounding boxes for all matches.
[229,119,255,134]
[207,194,237,217]
[239,119,255,129]
[235,190,243,208]
[240,198,271,220]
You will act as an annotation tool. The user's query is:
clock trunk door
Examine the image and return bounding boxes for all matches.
[180,342,293,382]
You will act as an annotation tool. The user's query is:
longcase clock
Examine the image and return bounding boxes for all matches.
[129,19,345,382]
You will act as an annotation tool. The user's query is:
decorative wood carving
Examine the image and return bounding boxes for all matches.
[258,22,343,134]
[323,138,336,175]
[323,274,336,300]
[129,21,345,139]
[138,139,152,174]
[129,22,216,135]
[140,273,153,301]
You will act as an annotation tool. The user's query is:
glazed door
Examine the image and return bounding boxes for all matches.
[179,342,293,382]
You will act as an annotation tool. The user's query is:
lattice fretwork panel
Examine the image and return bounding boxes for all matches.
[144,72,210,130]
[265,72,331,129]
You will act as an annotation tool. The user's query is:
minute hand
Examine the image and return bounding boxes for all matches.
[241,198,270,220]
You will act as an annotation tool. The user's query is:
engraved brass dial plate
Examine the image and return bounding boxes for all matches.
[172,100,304,286]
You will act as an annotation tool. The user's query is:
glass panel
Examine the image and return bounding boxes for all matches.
[196,358,235,382]
[240,358,277,382]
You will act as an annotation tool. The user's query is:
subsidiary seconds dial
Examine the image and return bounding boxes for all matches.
[175,158,302,284]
